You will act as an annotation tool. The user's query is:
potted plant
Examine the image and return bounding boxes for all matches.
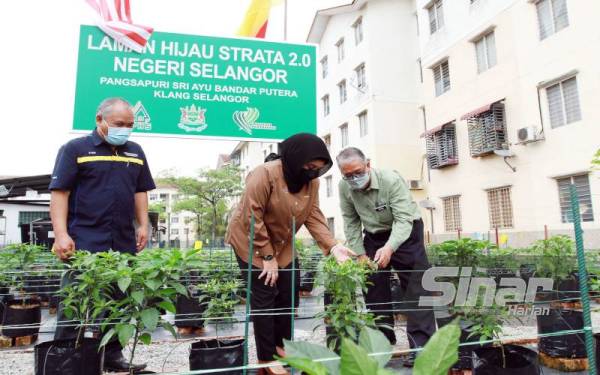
[297,242,322,296]
[101,248,194,375]
[1,243,43,339]
[33,251,118,375]
[531,235,577,304]
[189,267,244,373]
[174,250,206,335]
[316,257,378,351]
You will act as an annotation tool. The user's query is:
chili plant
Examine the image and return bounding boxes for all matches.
[3,243,43,301]
[316,257,377,349]
[101,248,198,374]
[531,235,576,282]
[60,251,121,347]
[199,277,241,338]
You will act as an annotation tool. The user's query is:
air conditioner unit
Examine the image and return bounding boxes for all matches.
[517,126,540,144]
[408,179,424,190]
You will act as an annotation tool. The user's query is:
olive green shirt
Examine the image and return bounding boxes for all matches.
[339,168,421,255]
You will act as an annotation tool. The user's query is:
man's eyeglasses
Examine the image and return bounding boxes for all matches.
[342,171,368,181]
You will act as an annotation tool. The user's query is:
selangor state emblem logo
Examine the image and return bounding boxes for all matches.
[232,107,276,135]
[178,104,208,132]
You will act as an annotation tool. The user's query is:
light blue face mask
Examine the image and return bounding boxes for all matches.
[346,172,370,190]
[103,121,132,146]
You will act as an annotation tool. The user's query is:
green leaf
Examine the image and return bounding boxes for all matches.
[157,300,176,314]
[131,291,144,305]
[376,369,396,375]
[99,328,116,349]
[139,332,152,345]
[413,321,460,375]
[162,321,178,339]
[117,277,131,292]
[174,283,188,296]
[278,357,330,375]
[117,324,136,348]
[283,339,340,375]
[141,308,160,331]
[144,279,161,291]
[358,327,392,368]
[339,338,379,375]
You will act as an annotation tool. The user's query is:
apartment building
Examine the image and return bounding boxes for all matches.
[149,183,197,248]
[308,0,428,240]
[416,0,600,247]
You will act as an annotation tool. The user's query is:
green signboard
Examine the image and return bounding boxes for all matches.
[73,25,317,141]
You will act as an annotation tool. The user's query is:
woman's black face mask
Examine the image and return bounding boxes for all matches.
[301,168,321,181]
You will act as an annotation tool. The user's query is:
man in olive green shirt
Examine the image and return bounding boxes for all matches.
[336,147,435,366]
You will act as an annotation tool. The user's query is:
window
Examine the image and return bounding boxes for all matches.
[355,63,367,89]
[326,176,333,197]
[170,228,179,235]
[322,95,330,116]
[149,194,158,201]
[336,38,345,62]
[321,56,328,78]
[340,123,349,147]
[557,174,594,223]
[537,0,569,40]
[475,31,497,73]
[442,196,462,232]
[327,217,335,237]
[171,216,179,224]
[159,193,168,201]
[546,76,581,128]
[425,123,458,169]
[18,211,49,225]
[353,17,363,45]
[467,102,507,157]
[433,60,450,96]
[338,80,347,103]
[323,134,331,151]
[358,111,368,137]
[487,186,514,229]
[428,0,444,34]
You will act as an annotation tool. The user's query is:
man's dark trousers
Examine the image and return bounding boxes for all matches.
[363,219,436,348]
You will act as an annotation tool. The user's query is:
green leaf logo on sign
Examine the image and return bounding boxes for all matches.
[232,107,276,135]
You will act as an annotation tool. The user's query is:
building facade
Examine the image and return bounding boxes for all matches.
[308,0,429,241]
[416,0,600,247]
[149,184,198,248]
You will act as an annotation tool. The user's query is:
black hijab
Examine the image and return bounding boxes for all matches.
[280,133,333,194]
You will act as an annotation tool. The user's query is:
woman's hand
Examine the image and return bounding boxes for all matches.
[258,258,279,287]
[331,244,357,263]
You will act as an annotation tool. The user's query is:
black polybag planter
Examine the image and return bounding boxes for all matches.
[537,308,586,358]
[299,271,316,293]
[175,294,206,328]
[189,338,245,374]
[472,344,540,374]
[0,286,10,320]
[390,278,404,314]
[1,298,41,337]
[519,264,536,283]
[34,338,103,375]
[437,314,486,369]
[556,274,580,303]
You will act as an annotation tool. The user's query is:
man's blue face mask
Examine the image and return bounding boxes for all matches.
[103,120,132,146]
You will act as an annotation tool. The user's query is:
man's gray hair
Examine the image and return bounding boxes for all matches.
[336,147,367,166]
[96,97,132,118]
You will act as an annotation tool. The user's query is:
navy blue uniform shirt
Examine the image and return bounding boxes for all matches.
[49,129,156,253]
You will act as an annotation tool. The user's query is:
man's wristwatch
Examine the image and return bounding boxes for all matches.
[261,254,274,261]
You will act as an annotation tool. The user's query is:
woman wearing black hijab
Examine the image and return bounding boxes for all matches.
[226,133,355,374]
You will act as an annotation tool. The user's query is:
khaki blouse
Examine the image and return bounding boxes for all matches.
[226,160,337,268]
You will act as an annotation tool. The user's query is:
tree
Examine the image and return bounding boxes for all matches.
[148,201,166,221]
[165,166,242,246]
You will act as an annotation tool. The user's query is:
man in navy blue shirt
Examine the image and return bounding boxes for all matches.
[49,97,155,372]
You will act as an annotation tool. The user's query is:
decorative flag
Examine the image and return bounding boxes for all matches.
[237,0,283,38]
[85,0,153,53]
